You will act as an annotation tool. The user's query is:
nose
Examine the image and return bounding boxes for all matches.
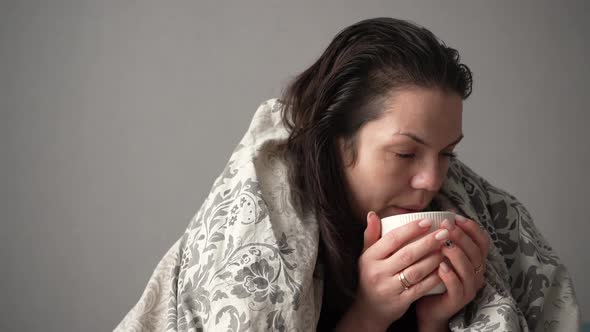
[410,160,445,192]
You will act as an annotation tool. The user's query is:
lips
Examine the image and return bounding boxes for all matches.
[396,203,428,213]
[379,205,424,218]
[396,207,419,214]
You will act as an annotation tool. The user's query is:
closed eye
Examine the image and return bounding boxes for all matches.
[394,152,457,159]
[442,152,457,159]
[395,153,415,159]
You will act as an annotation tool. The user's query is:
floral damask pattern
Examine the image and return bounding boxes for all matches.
[115,99,579,332]
[231,258,286,304]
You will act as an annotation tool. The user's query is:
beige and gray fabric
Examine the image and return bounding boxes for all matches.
[115,99,579,331]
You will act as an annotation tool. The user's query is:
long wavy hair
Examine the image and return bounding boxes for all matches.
[279,17,473,326]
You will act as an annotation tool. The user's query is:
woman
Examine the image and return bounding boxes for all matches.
[117,17,579,331]
[280,17,482,331]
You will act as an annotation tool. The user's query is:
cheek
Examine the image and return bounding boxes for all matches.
[380,151,412,181]
[358,154,410,199]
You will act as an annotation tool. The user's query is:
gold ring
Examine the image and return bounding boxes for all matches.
[399,271,412,290]
[474,263,484,275]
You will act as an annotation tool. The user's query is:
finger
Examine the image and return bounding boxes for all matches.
[446,207,459,214]
[392,252,444,292]
[400,270,443,302]
[384,228,450,274]
[437,261,464,306]
[441,242,476,298]
[440,219,483,268]
[363,211,382,253]
[475,260,487,285]
[364,217,434,260]
[475,266,486,289]
[454,214,491,256]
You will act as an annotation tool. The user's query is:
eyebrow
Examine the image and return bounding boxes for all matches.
[394,132,464,148]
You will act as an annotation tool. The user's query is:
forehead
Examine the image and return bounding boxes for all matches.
[384,86,461,116]
[364,87,463,145]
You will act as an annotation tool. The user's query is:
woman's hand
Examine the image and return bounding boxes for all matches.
[337,211,451,331]
[415,214,491,331]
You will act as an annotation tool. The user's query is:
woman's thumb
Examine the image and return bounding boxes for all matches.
[363,211,381,253]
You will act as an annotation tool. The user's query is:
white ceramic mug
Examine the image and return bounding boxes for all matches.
[381,211,455,295]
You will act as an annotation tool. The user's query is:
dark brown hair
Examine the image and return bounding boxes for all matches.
[279,17,473,326]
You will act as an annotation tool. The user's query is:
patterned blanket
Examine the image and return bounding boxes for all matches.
[115,99,579,331]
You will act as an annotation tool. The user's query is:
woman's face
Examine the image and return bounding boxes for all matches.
[340,86,463,222]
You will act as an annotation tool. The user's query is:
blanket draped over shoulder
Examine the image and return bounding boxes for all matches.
[115,99,579,331]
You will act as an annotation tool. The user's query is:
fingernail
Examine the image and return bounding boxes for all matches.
[444,239,454,248]
[455,214,468,223]
[435,229,449,240]
[367,211,376,221]
[418,218,433,228]
[440,261,451,272]
[441,219,455,231]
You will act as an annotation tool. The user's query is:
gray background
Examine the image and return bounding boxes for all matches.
[1,0,587,330]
